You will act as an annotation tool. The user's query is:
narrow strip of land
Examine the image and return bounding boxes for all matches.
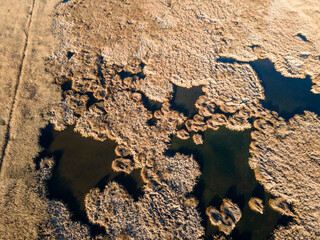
[0,0,36,170]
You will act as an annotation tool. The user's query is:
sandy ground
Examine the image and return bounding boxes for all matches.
[0,0,60,238]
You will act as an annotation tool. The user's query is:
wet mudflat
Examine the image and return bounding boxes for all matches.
[169,127,287,240]
[39,125,143,233]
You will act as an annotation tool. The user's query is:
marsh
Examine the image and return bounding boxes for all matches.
[39,125,144,234]
[169,127,288,240]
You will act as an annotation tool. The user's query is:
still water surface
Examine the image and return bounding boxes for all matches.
[218,57,320,119]
[169,128,286,240]
[40,126,143,234]
[41,64,309,238]
[250,59,320,119]
[169,85,292,239]
[171,85,204,118]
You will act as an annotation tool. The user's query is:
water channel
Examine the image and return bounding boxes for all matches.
[169,128,286,240]
[168,84,295,239]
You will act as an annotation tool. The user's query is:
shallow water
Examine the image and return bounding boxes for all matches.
[250,59,320,119]
[218,57,320,119]
[140,92,162,112]
[39,63,309,238]
[169,127,288,240]
[39,125,144,234]
[171,85,204,118]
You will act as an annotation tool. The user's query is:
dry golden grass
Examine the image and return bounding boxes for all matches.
[250,112,320,239]
[206,199,242,235]
[1,0,320,239]
[0,0,61,238]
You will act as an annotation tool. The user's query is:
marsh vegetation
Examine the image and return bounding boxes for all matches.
[169,127,288,240]
[38,125,144,234]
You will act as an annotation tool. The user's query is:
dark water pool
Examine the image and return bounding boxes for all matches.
[218,57,320,120]
[38,60,312,238]
[169,127,289,240]
[37,125,144,235]
[250,59,320,119]
[171,85,204,118]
